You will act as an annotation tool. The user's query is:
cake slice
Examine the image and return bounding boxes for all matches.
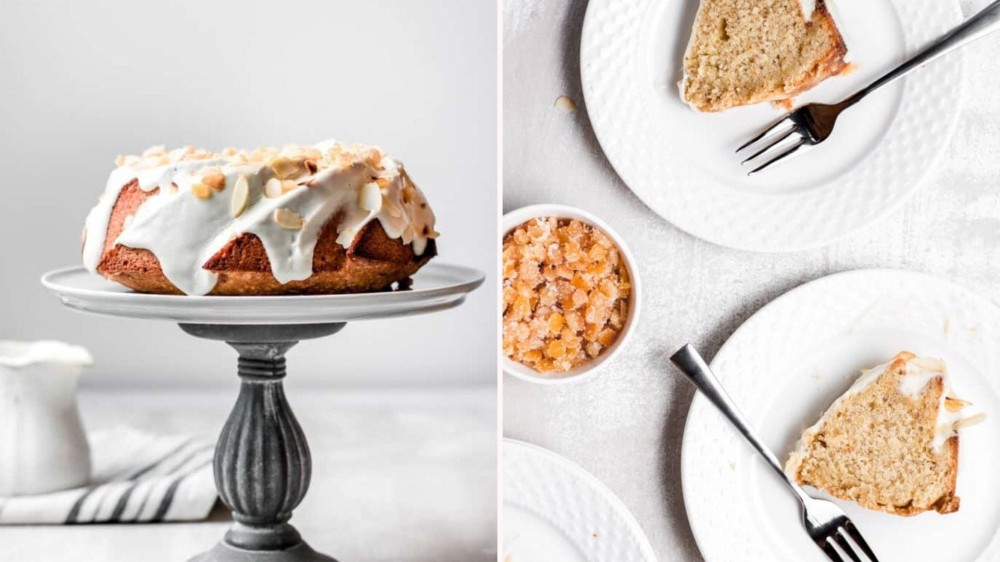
[786,352,983,516]
[680,0,848,112]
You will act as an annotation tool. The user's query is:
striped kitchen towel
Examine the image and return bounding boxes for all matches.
[0,427,218,524]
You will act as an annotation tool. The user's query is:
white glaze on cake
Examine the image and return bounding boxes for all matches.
[82,142,437,296]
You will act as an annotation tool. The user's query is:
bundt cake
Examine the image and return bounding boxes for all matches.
[82,141,438,296]
[786,352,985,516]
[680,0,849,112]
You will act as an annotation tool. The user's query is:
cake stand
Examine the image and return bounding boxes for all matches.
[41,263,485,562]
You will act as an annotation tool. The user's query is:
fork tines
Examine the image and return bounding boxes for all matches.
[821,521,880,562]
[736,115,810,175]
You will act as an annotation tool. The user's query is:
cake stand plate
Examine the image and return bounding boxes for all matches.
[41,263,485,562]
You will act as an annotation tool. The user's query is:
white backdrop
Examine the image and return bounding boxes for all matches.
[0,0,497,387]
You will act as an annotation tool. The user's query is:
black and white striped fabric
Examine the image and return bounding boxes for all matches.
[0,427,217,524]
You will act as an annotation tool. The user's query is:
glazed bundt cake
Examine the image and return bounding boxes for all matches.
[786,352,985,516]
[82,141,438,296]
[680,0,849,112]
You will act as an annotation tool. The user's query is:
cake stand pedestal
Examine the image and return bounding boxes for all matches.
[41,263,485,562]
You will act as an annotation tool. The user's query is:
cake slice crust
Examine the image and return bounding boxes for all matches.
[681,0,848,112]
[786,352,964,516]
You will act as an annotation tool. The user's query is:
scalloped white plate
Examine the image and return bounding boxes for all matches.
[681,270,1000,561]
[581,0,964,252]
[503,439,656,562]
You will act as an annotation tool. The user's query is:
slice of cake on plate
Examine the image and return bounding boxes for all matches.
[680,0,849,112]
[786,352,984,516]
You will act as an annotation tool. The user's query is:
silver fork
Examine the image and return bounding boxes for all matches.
[670,344,880,562]
[739,0,1000,175]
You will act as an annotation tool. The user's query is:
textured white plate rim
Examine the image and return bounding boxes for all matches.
[503,438,658,561]
[500,204,642,385]
[41,262,485,324]
[580,0,965,253]
[679,268,1000,561]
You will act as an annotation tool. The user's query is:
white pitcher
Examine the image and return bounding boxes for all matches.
[0,341,92,496]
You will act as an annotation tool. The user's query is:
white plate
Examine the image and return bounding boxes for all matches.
[681,269,1000,561]
[41,263,484,324]
[581,0,964,252]
[503,439,657,562]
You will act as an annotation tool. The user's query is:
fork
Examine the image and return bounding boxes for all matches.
[670,344,880,562]
[738,0,1000,174]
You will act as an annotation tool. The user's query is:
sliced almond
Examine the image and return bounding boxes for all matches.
[269,157,307,180]
[281,180,299,194]
[382,195,402,217]
[203,170,226,191]
[274,208,304,230]
[955,413,987,430]
[264,178,284,198]
[230,175,249,218]
[911,357,947,372]
[421,224,440,238]
[358,182,382,212]
[362,147,382,167]
[944,396,972,413]
[401,184,416,204]
[555,95,577,113]
[192,182,212,200]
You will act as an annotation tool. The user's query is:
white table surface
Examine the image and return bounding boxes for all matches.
[0,387,497,562]
[502,0,1000,560]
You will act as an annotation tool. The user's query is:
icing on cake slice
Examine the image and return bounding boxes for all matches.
[680,0,848,112]
[786,352,984,516]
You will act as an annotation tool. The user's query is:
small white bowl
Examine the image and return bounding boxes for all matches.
[501,204,642,385]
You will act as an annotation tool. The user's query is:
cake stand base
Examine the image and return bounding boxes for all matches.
[189,540,336,562]
[179,323,346,562]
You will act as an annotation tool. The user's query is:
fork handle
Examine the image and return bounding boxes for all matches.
[842,0,1000,108]
[670,344,811,504]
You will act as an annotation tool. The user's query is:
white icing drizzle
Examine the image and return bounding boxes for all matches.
[82,142,437,296]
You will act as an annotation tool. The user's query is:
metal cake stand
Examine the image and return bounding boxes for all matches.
[41,263,484,562]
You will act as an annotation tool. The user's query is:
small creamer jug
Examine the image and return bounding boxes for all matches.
[0,341,92,496]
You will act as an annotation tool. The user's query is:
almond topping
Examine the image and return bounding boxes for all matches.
[359,182,382,212]
[274,208,304,230]
[264,178,284,198]
[231,175,249,218]
[955,413,987,430]
[421,225,440,238]
[362,147,382,167]
[555,95,577,113]
[944,396,971,413]
[203,171,226,191]
[382,195,402,218]
[192,182,212,200]
[402,185,416,204]
[281,180,299,194]
[269,157,307,180]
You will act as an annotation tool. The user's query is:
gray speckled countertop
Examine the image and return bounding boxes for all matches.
[502,0,1000,559]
